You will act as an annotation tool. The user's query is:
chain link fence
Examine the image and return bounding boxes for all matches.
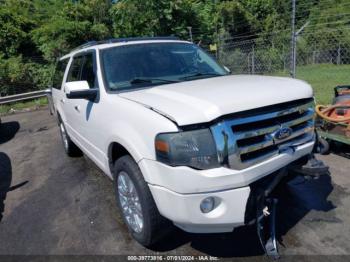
[218,28,350,104]
[2,27,350,105]
[219,38,290,75]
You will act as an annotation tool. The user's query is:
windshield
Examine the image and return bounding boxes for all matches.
[100,42,228,91]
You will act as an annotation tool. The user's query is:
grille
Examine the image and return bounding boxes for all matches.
[211,99,315,170]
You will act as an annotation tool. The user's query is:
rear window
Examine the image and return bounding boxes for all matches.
[67,56,84,82]
[52,59,69,90]
[80,53,96,88]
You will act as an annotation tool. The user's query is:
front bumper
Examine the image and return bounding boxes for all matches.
[148,184,250,233]
[148,167,290,234]
[140,140,315,233]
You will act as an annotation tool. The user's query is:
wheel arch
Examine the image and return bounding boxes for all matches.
[107,141,141,178]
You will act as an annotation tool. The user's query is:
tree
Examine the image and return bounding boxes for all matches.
[110,0,217,42]
[31,0,111,61]
[0,0,36,58]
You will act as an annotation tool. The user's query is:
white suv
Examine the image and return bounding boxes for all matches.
[50,37,317,248]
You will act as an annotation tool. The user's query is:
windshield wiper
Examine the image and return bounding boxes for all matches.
[129,77,180,85]
[180,72,224,80]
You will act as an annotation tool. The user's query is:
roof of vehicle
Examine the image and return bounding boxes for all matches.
[60,37,191,60]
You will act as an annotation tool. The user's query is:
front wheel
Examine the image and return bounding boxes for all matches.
[113,155,172,247]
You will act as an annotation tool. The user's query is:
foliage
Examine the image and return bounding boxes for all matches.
[0,0,36,58]
[110,0,217,42]
[0,0,349,97]
[0,54,54,96]
[32,0,111,61]
[302,0,350,49]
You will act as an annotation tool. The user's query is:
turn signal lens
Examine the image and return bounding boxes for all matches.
[155,140,169,153]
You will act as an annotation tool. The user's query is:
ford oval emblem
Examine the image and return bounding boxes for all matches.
[274,127,293,140]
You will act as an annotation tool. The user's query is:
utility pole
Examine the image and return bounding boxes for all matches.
[252,45,255,74]
[214,0,219,59]
[290,0,296,78]
[187,27,193,43]
[337,43,341,65]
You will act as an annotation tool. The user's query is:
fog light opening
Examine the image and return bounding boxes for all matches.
[200,197,215,213]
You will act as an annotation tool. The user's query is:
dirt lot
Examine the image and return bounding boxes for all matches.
[0,109,350,260]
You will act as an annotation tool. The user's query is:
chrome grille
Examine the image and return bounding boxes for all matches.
[211,99,315,170]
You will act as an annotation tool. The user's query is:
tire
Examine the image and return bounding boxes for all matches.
[58,120,82,157]
[317,137,330,155]
[113,155,172,247]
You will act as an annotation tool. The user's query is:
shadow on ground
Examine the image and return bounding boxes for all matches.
[150,173,334,258]
[0,153,12,222]
[0,153,28,223]
[330,143,350,159]
[0,121,20,144]
[0,121,28,222]
[276,174,335,247]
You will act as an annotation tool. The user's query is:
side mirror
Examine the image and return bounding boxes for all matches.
[65,81,98,101]
[224,66,231,74]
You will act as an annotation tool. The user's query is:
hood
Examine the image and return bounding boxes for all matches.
[119,75,313,126]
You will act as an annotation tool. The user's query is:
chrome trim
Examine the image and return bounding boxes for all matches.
[238,148,279,168]
[234,109,314,140]
[235,125,280,140]
[210,101,315,170]
[239,139,274,154]
[223,101,314,127]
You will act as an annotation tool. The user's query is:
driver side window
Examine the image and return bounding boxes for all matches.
[67,56,84,82]
[67,52,97,89]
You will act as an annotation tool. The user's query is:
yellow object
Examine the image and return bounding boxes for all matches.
[155,140,169,153]
[209,44,217,51]
[315,104,350,123]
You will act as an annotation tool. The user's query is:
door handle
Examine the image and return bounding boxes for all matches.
[74,105,80,112]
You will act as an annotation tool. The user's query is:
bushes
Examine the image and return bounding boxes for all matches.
[1,0,350,97]
[0,55,53,96]
[0,0,113,96]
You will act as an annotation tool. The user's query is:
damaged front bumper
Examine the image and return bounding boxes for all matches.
[244,154,329,259]
[148,151,329,238]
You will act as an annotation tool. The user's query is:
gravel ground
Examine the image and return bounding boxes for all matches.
[0,109,349,261]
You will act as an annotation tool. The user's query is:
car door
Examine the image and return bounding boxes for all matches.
[63,50,103,164]
[51,58,70,116]
[62,54,85,143]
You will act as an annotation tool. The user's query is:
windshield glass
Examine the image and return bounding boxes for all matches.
[100,42,228,91]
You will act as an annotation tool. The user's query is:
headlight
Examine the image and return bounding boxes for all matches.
[155,129,219,170]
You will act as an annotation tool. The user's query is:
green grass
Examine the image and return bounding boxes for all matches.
[276,64,350,105]
[0,97,48,115]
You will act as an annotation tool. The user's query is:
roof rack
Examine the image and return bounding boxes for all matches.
[72,36,180,52]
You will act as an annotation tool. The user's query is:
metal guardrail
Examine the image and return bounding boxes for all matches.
[0,90,48,105]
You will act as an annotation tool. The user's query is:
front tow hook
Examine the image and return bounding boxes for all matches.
[257,198,279,260]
